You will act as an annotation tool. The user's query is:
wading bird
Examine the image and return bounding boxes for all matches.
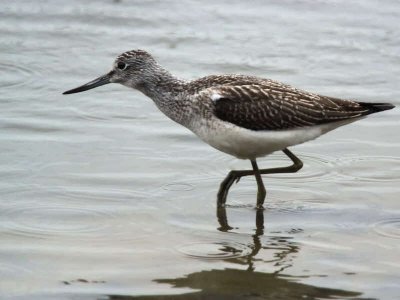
[63,50,394,208]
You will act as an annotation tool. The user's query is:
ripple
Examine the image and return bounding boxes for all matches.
[181,152,338,187]
[336,156,400,182]
[72,98,144,122]
[0,185,165,243]
[0,62,35,89]
[261,153,337,182]
[265,193,331,214]
[372,218,400,239]
[223,186,332,214]
[0,262,33,278]
[0,166,26,180]
[177,241,252,259]
[224,202,254,209]
[1,186,149,205]
[58,188,150,204]
[0,187,166,243]
[161,171,333,214]
[162,182,194,191]
[1,205,114,239]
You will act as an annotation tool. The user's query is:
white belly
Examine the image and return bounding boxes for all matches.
[190,117,361,159]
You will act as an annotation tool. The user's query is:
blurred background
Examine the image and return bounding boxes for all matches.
[1,0,399,299]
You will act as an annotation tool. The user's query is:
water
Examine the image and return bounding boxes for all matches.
[1,0,399,299]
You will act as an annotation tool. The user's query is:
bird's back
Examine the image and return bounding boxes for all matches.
[187,74,394,131]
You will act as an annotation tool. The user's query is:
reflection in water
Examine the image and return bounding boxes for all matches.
[217,207,298,273]
[151,270,361,300]
[62,278,106,285]
[177,240,252,259]
[107,271,364,299]
[106,208,365,300]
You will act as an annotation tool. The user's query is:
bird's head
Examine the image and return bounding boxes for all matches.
[63,49,156,94]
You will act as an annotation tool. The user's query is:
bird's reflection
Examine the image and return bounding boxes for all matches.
[104,207,366,300]
[107,270,363,300]
[217,206,298,273]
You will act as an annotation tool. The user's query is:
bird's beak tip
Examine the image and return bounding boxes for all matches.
[62,72,113,95]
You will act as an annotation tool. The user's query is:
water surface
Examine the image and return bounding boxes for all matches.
[1,1,399,299]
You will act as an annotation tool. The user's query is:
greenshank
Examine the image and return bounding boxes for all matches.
[63,49,394,208]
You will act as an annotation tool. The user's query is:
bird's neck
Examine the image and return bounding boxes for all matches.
[137,65,186,102]
[136,64,190,125]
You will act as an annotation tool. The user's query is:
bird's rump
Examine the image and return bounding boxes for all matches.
[210,84,383,131]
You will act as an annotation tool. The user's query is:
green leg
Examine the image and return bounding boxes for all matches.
[251,159,266,208]
[217,148,303,207]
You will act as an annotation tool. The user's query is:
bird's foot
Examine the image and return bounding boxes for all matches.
[217,170,244,207]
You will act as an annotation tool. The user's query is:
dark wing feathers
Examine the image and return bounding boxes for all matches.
[212,84,378,131]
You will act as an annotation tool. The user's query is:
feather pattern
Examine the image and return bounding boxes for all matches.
[189,76,375,131]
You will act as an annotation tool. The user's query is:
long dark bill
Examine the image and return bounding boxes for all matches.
[63,71,113,95]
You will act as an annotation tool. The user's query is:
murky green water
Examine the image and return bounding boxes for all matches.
[1,1,399,299]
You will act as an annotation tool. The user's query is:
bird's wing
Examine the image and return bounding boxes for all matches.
[206,84,370,131]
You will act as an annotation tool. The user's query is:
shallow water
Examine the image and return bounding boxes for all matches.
[1,0,400,299]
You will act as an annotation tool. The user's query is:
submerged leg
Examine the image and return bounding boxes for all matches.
[217,148,303,207]
[251,159,266,208]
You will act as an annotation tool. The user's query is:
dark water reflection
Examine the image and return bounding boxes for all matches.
[217,207,298,274]
[108,209,365,300]
[109,270,364,300]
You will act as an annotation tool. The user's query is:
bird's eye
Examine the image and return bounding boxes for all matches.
[117,62,128,70]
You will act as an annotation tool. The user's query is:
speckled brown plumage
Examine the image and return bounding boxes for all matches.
[180,74,392,131]
[209,81,382,130]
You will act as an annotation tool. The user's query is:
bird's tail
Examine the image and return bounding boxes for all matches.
[358,102,395,114]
